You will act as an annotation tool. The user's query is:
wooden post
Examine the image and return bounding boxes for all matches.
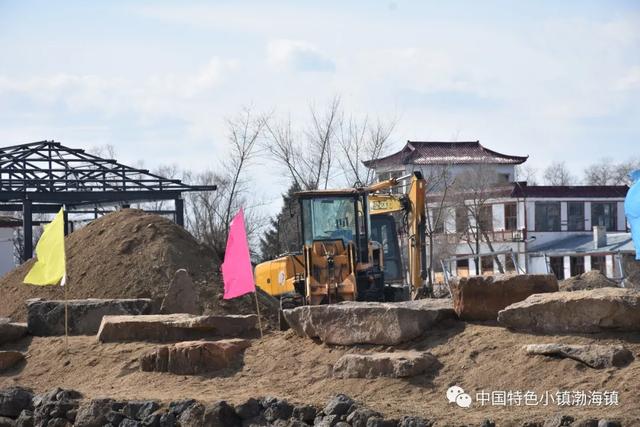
[253,291,263,339]
[22,199,33,262]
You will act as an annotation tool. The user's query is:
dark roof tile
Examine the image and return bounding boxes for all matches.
[363,141,528,168]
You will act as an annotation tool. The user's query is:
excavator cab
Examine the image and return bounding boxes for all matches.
[297,189,385,305]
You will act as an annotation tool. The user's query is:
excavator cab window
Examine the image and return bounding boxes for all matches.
[300,194,370,263]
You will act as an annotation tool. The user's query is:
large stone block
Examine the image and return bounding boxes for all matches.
[0,351,25,372]
[27,299,152,336]
[0,319,27,344]
[140,339,251,374]
[160,269,200,315]
[333,351,439,378]
[450,274,558,321]
[283,299,455,345]
[97,314,257,343]
[498,288,640,333]
[524,344,634,369]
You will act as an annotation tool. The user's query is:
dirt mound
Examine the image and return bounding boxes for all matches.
[0,209,278,325]
[559,270,618,292]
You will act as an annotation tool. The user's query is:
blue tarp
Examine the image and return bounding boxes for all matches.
[624,170,640,260]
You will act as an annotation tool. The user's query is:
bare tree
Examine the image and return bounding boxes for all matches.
[337,116,396,186]
[422,165,456,287]
[451,165,506,275]
[515,164,539,185]
[543,161,576,186]
[88,144,117,159]
[181,107,267,261]
[584,157,640,186]
[262,97,341,190]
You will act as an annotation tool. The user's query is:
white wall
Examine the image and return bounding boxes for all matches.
[0,228,17,276]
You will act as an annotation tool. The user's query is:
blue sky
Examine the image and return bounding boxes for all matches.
[1,1,639,213]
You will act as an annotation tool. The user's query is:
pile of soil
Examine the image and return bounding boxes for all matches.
[0,209,278,325]
[559,270,619,292]
[2,323,638,424]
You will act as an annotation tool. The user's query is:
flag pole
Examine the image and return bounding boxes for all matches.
[253,290,263,339]
[63,206,68,354]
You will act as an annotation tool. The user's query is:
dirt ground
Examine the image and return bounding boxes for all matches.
[2,321,638,425]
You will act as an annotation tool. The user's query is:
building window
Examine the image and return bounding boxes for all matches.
[535,202,561,231]
[497,173,510,183]
[481,256,493,274]
[455,207,468,233]
[479,205,493,232]
[549,256,564,280]
[505,254,516,272]
[570,256,585,277]
[504,203,517,231]
[567,202,585,231]
[591,255,606,273]
[457,258,469,277]
[591,203,617,231]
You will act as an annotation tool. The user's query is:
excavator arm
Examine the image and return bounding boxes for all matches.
[367,172,428,297]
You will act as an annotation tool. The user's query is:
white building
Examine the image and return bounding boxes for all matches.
[0,216,20,276]
[364,140,633,281]
[430,182,630,280]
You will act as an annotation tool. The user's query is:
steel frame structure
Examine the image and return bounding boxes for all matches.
[0,140,216,261]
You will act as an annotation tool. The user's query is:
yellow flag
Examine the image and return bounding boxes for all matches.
[23,208,66,286]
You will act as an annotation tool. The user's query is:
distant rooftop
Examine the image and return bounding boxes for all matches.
[363,140,528,168]
[529,233,635,255]
[511,182,629,199]
[425,182,628,203]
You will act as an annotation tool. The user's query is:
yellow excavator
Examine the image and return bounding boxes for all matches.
[254,171,428,310]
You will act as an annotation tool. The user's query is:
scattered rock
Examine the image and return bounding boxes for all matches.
[168,399,196,416]
[292,405,317,424]
[262,399,293,422]
[70,398,115,427]
[450,274,558,321]
[525,343,634,369]
[0,352,25,372]
[323,394,355,417]
[160,269,200,315]
[598,420,622,427]
[158,412,176,427]
[122,401,160,420]
[346,408,382,427]
[27,298,152,336]
[203,401,241,427]
[398,416,433,427]
[0,416,16,427]
[234,398,261,420]
[333,351,439,378]
[176,402,205,427]
[283,299,454,345]
[97,314,257,343]
[139,339,251,374]
[15,410,33,427]
[543,414,575,427]
[315,414,340,427]
[560,271,618,292]
[498,288,640,333]
[0,387,33,418]
[0,321,27,344]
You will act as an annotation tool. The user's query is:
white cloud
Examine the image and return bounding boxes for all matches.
[267,39,335,72]
[616,67,640,91]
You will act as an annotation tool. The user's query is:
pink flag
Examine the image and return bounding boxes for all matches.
[222,208,256,299]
